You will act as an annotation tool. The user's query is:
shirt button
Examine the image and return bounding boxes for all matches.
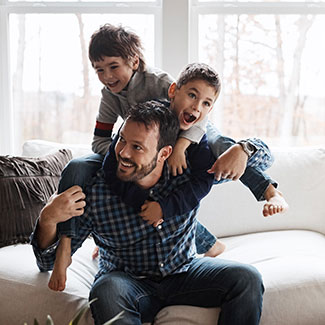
[149,190,154,195]
[160,263,164,268]
[157,225,162,230]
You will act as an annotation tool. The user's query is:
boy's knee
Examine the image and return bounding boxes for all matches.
[59,157,97,192]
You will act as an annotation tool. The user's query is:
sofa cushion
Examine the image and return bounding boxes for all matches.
[0,149,72,247]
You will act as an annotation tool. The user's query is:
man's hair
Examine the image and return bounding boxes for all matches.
[88,23,146,72]
[126,100,179,151]
[176,63,221,97]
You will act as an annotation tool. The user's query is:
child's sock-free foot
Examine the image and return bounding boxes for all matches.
[263,190,289,217]
[48,237,72,291]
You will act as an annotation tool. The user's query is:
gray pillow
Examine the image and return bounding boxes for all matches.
[0,149,72,247]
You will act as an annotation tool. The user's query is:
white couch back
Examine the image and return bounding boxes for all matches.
[23,141,325,238]
[197,147,325,238]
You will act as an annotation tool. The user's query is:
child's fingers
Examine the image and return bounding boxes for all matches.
[171,166,177,177]
[153,219,164,227]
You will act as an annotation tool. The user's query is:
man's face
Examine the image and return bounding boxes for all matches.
[168,79,216,130]
[93,56,139,93]
[115,120,160,183]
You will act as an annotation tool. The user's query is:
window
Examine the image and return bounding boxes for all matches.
[192,0,325,146]
[0,0,161,154]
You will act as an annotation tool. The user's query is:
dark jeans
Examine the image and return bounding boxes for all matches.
[89,257,264,325]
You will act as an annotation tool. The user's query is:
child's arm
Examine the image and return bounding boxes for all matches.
[150,135,216,219]
[91,89,121,155]
[139,200,164,227]
[168,117,208,176]
[168,137,191,176]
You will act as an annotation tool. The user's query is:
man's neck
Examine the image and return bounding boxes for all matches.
[136,162,164,190]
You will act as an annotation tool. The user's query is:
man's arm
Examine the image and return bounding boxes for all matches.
[36,186,86,249]
[207,135,274,181]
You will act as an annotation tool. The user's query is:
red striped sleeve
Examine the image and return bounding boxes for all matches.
[95,121,114,131]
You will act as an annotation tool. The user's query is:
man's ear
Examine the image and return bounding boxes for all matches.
[168,82,177,99]
[132,56,140,70]
[158,145,173,162]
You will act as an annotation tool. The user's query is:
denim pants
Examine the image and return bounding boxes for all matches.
[56,154,216,253]
[89,257,264,325]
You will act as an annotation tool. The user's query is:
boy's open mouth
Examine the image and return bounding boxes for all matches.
[108,81,119,88]
[184,112,197,124]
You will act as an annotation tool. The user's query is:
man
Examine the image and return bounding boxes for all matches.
[32,101,264,325]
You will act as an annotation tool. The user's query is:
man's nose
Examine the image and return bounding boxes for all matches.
[119,145,131,158]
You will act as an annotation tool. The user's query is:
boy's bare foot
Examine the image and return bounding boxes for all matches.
[204,240,226,257]
[92,246,99,259]
[48,236,72,291]
[263,184,289,217]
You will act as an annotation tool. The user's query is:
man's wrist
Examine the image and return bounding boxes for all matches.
[39,205,58,229]
[237,140,256,158]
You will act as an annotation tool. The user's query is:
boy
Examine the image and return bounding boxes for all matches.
[48,24,287,291]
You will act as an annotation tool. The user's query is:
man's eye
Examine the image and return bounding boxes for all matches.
[189,93,196,99]
[118,136,125,143]
[134,145,142,151]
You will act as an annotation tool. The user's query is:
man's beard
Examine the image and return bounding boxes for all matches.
[116,153,158,183]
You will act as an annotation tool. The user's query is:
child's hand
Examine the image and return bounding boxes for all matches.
[168,137,191,176]
[168,149,187,176]
[207,144,248,181]
[139,200,164,227]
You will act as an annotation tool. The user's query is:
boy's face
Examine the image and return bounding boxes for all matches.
[168,79,216,130]
[93,56,139,93]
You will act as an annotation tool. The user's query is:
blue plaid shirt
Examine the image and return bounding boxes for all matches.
[31,135,216,281]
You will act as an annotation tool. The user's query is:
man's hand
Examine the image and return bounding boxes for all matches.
[41,185,86,225]
[37,185,86,249]
[139,200,164,227]
[207,144,248,181]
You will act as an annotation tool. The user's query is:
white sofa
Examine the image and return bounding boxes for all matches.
[1,140,325,325]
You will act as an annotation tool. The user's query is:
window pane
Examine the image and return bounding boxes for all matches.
[199,14,325,146]
[10,14,154,151]
[197,0,325,2]
[10,0,156,2]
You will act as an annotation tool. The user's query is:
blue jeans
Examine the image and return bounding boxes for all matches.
[89,257,264,325]
[56,154,216,253]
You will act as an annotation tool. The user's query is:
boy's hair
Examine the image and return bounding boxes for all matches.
[89,23,146,72]
[176,63,221,98]
[126,100,179,151]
